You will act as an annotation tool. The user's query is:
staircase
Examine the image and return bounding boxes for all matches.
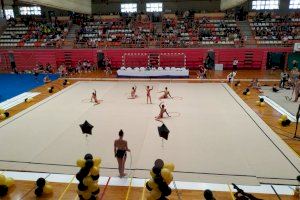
[63,24,80,48]
[148,53,160,67]
[237,20,256,46]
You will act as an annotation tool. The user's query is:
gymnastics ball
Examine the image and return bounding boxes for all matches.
[0,108,4,114]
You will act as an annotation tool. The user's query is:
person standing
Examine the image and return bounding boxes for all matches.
[114,130,130,177]
[233,58,238,71]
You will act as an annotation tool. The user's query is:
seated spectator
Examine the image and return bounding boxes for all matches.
[43,75,51,84]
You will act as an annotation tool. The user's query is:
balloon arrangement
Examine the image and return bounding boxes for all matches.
[278,115,291,127]
[242,88,250,96]
[34,177,53,197]
[146,159,175,200]
[256,98,266,107]
[24,97,34,103]
[204,189,216,200]
[234,81,241,87]
[48,86,54,93]
[63,79,70,86]
[76,153,101,200]
[0,174,15,197]
[0,108,9,120]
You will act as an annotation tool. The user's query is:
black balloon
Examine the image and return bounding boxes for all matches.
[91,174,100,181]
[76,172,84,182]
[34,187,43,197]
[84,153,93,160]
[80,121,94,135]
[0,185,8,197]
[245,88,250,92]
[85,159,94,169]
[161,186,171,196]
[259,98,264,102]
[78,182,88,191]
[79,167,90,177]
[297,175,300,182]
[154,159,164,169]
[154,176,163,185]
[146,182,152,191]
[243,91,247,95]
[204,189,214,200]
[4,112,9,118]
[36,178,46,187]
[152,166,161,175]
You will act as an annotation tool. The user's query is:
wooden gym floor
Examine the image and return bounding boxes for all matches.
[0,70,299,200]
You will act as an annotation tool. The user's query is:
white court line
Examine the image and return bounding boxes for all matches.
[0,92,40,110]
[259,95,296,122]
[0,170,294,195]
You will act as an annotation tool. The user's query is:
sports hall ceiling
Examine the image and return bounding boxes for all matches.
[3,0,246,14]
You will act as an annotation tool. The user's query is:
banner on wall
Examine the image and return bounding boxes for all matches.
[220,0,247,10]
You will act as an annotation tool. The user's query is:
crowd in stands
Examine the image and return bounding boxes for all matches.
[1,17,70,47]
[249,12,300,45]
[57,59,96,77]
[2,11,299,48]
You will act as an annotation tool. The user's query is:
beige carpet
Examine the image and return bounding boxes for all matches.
[0,81,299,185]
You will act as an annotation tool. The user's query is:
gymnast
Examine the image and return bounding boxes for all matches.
[146,85,153,104]
[114,130,130,177]
[158,87,172,100]
[90,89,100,104]
[155,102,170,120]
[128,86,137,99]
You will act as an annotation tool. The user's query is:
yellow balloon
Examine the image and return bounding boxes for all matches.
[43,184,53,194]
[161,168,173,184]
[93,157,101,166]
[278,118,283,124]
[147,179,158,189]
[164,163,175,172]
[260,102,266,107]
[83,176,93,186]
[88,183,99,192]
[67,82,70,85]
[0,114,5,120]
[256,101,260,106]
[82,191,92,199]
[76,159,85,168]
[150,189,161,199]
[77,189,84,195]
[150,170,155,178]
[90,166,99,176]
[5,177,14,187]
[0,108,5,114]
[0,174,6,185]
[281,115,288,121]
[246,92,251,96]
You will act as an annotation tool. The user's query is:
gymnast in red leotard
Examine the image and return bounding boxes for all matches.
[155,102,170,120]
[158,87,172,100]
[146,85,153,104]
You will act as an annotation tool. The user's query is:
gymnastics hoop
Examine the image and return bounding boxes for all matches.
[81,98,92,103]
[168,112,181,118]
[172,96,184,100]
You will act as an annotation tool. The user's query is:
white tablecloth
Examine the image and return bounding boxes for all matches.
[117,67,189,78]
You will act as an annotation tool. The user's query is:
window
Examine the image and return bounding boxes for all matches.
[121,3,137,13]
[146,3,163,12]
[5,9,14,19]
[252,0,279,10]
[19,6,41,15]
[290,0,300,9]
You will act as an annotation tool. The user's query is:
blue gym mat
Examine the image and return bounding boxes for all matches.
[0,73,59,103]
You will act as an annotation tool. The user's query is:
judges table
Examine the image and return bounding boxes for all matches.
[117,67,189,78]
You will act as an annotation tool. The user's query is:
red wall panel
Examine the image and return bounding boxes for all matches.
[0,47,293,71]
